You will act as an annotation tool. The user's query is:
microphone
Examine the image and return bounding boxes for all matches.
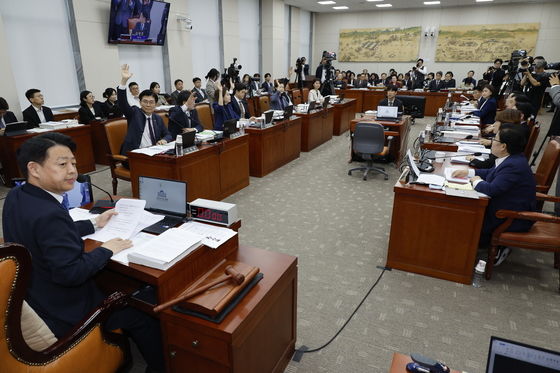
[77,174,115,213]
[427,151,482,160]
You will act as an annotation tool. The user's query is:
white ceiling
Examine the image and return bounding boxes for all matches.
[284,0,555,13]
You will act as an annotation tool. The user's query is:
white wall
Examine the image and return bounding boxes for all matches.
[238,0,260,76]
[188,0,221,82]
[313,2,560,82]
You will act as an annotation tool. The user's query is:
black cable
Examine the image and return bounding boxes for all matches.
[292,267,389,362]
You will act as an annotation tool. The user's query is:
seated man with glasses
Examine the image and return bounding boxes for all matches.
[118,64,172,157]
[452,126,536,266]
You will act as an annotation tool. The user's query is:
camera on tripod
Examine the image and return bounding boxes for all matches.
[322,51,337,62]
[222,58,242,85]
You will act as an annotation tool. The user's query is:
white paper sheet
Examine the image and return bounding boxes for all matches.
[111,232,157,265]
[178,221,237,249]
[85,199,146,241]
[444,167,470,184]
[69,207,98,222]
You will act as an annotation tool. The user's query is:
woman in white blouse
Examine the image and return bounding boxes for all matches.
[308,79,324,104]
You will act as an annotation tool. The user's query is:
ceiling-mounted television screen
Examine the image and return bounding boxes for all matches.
[108,0,170,46]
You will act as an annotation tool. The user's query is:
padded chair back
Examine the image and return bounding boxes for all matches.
[195,103,214,130]
[156,112,169,128]
[259,96,270,113]
[353,122,385,156]
[291,90,302,105]
[534,139,560,193]
[302,88,310,103]
[104,119,128,156]
[524,122,540,160]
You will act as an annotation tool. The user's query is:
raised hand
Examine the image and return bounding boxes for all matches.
[120,64,133,85]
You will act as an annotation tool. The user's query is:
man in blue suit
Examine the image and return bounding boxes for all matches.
[270,81,292,111]
[2,132,164,371]
[453,126,536,265]
[118,64,172,156]
[168,90,204,138]
[230,83,251,119]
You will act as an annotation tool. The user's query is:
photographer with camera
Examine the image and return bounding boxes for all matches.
[484,58,506,97]
[520,60,550,117]
[295,57,309,89]
[410,58,427,89]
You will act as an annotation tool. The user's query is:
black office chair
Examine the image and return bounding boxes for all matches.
[348,122,391,181]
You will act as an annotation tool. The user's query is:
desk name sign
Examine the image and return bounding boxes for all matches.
[189,198,238,226]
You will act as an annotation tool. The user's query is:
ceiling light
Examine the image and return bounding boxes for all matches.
[333,6,349,9]
[476,0,493,2]
[376,3,392,7]
[424,1,440,4]
[318,1,336,4]
[366,0,384,2]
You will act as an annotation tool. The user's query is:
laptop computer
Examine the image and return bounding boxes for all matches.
[13,177,93,208]
[139,176,187,234]
[322,96,331,109]
[4,121,32,136]
[485,336,560,373]
[376,106,400,122]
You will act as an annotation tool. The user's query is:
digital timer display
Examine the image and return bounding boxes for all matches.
[192,207,228,224]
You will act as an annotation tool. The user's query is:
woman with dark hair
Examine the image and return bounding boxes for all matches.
[308,79,324,103]
[150,82,168,105]
[369,73,381,86]
[78,90,104,124]
[205,68,221,104]
[212,84,239,131]
[101,88,122,119]
[241,74,252,89]
[472,85,498,125]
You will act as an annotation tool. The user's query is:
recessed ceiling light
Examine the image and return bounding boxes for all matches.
[476,0,493,2]
[366,0,384,2]
[318,1,336,4]
[333,5,349,9]
[376,3,392,7]
[424,1,440,4]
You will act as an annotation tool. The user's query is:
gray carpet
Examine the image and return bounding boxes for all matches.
[0,112,558,373]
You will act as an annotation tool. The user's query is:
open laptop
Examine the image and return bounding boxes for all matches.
[4,121,32,136]
[486,336,560,373]
[376,106,400,122]
[139,176,187,234]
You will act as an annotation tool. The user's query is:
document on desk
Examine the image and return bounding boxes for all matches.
[127,228,202,270]
[86,198,146,242]
[69,207,98,222]
[178,221,237,249]
[444,167,470,184]
[416,173,445,187]
[445,188,479,199]
[130,142,175,156]
[111,232,157,265]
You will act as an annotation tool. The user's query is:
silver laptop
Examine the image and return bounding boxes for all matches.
[139,176,187,234]
[376,105,399,121]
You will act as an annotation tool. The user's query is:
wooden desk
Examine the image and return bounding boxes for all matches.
[53,108,79,121]
[0,125,95,184]
[245,116,302,177]
[128,135,250,201]
[350,116,411,167]
[335,89,364,114]
[293,107,334,152]
[332,98,356,136]
[386,161,488,284]
[388,353,460,373]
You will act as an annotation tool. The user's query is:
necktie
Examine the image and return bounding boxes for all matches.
[389,101,392,107]
[62,193,70,210]
[147,117,156,145]
[0,115,5,128]
[239,100,245,118]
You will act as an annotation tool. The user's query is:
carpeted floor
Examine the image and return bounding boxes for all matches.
[0,112,558,373]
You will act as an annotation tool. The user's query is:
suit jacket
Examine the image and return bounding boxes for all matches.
[442,79,456,89]
[474,153,536,237]
[22,105,54,127]
[169,90,182,105]
[1,111,18,126]
[428,79,444,92]
[315,65,327,82]
[102,100,123,119]
[192,88,208,103]
[2,183,112,337]
[230,97,250,119]
[270,92,292,111]
[117,87,171,155]
[355,80,368,88]
[78,101,104,124]
[212,102,239,131]
[261,81,274,94]
[378,98,404,113]
[472,97,497,125]
[490,68,506,90]
[168,105,204,137]
[402,79,413,90]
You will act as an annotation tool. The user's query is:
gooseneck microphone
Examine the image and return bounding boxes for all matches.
[77,174,115,213]
[427,151,482,160]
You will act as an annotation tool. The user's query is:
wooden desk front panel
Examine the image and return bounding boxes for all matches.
[362,90,385,112]
[284,118,302,164]
[336,89,364,113]
[333,99,356,136]
[297,112,323,152]
[386,185,487,284]
[322,109,334,144]
[0,126,95,184]
[218,135,250,200]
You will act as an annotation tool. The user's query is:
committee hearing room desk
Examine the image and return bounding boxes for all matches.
[128,134,250,201]
[245,116,302,177]
[386,161,488,284]
[0,125,95,185]
[332,98,357,135]
[85,223,298,373]
[349,115,411,167]
[293,106,334,152]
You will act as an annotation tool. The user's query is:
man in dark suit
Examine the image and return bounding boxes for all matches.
[22,89,54,127]
[191,77,209,103]
[169,79,184,105]
[453,126,536,264]
[0,97,18,129]
[489,58,506,97]
[230,83,251,119]
[428,72,444,92]
[315,57,328,83]
[355,74,369,88]
[378,85,404,113]
[2,132,164,371]
[442,71,456,89]
[118,64,172,156]
[402,73,413,90]
[261,73,274,94]
[168,90,203,138]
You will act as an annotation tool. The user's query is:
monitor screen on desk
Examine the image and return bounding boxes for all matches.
[486,336,560,373]
[13,178,92,209]
[139,176,187,215]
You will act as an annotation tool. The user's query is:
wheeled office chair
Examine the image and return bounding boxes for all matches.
[348,122,391,181]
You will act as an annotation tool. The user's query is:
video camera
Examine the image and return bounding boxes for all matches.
[322,51,337,62]
[222,58,242,85]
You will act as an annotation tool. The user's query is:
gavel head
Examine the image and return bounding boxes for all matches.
[225,265,245,285]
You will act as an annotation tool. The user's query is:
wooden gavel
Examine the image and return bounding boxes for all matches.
[153,265,245,313]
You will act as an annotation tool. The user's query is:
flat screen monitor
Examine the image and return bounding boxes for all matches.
[138,176,187,216]
[108,0,170,46]
[486,336,560,373]
[13,178,93,209]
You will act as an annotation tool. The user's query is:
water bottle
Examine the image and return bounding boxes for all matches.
[472,260,486,288]
[175,135,183,156]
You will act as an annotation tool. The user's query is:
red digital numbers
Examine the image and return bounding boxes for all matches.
[197,208,225,223]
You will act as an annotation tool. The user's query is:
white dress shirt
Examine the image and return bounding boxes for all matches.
[34,106,47,123]
[235,97,245,117]
[140,114,154,148]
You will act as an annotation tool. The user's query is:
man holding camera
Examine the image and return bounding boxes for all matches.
[411,58,427,89]
[483,58,505,97]
[521,61,550,117]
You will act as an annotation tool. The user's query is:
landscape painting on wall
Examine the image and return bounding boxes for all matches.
[339,27,421,62]
[435,23,540,62]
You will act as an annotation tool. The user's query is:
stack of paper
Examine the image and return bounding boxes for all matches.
[178,221,237,249]
[130,142,175,156]
[84,199,146,241]
[444,167,470,184]
[196,130,217,141]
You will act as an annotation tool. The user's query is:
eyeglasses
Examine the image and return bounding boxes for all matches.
[141,100,156,105]
[491,138,504,144]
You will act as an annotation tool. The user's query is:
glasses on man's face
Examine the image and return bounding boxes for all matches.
[141,100,156,105]
[491,138,504,144]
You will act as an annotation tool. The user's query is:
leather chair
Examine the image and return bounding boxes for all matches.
[259,96,270,113]
[523,122,540,160]
[301,88,310,103]
[348,122,391,180]
[195,103,214,130]
[534,139,560,195]
[156,111,169,128]
[291,90,302,105]
[0,243,130,372]
[104,119,130,195]
[485,193,560,291]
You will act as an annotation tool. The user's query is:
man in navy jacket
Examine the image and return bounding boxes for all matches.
[2,132,164,371]
[118,64,172,155]
[168,90,204,138]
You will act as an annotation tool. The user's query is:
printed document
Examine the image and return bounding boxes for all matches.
[178,221,237,249]
[86,199,146,242]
